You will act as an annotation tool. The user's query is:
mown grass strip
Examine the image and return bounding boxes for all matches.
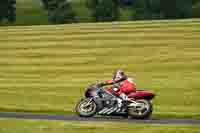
[1,19,200,31]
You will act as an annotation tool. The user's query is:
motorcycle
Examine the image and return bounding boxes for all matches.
[75,82,155,119]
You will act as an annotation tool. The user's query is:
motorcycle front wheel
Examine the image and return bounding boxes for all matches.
[75,98,97,117]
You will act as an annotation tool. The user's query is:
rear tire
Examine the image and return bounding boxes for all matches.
[128,99,153,119]
[75,98,97,117]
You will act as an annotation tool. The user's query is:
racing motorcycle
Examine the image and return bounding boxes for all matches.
[75,82,155,119]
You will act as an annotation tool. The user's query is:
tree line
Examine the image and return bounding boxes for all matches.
[0,0,16,23]
[0,0,199,24]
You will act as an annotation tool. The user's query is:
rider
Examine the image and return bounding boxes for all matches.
[97,69,137,101]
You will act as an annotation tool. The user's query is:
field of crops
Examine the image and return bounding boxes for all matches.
[0,19,200,118]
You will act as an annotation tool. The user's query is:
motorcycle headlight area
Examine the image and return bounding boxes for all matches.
[113,87,119,92]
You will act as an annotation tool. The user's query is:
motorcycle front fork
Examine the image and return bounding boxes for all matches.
[83,98,93,106]
[127,100,143,108]
[116,98,140,109]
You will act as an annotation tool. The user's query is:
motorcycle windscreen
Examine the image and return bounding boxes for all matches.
[85,88,98,97]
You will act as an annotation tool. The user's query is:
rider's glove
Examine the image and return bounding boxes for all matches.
[119,93,129,101]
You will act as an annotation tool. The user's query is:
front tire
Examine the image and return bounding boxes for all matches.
[75,98,97,117]
[128,99,153,119]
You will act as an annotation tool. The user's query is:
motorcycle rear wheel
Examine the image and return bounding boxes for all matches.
[128,99,153,119]
[75,98,97,117]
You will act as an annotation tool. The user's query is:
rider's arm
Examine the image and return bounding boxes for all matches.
[97,75,128,87]
[105,75,128,85]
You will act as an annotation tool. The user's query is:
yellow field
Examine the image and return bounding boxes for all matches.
[0,19,200,118]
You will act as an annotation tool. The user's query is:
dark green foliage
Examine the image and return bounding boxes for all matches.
[131,0,163,20]
[0,0,195,26]
[0,0,16,23]
[131,0,192,20]
[86,0,120,22]
[160,0,192,19]
[41,0,76,24]
[192,2,200,18]
[41,0,49,10]
[119,0,135,7]
[131,0,152,20]
[192,0,199,5]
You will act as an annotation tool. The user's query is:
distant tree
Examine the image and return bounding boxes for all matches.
[131,0,192,20]
[87,0,120,22]
[192,2,200,18]
[0,0,16,23]
[7,0,16,22]
[120,0,135,7]
[0,1,5,22]
[160,0,192,19]
[41,0,76,24]
[41,0,49,10]
[150,0,164,19]
[192,0,199,5]
[131,0,154,20]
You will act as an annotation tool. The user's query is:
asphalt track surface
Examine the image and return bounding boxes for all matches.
[0,112,200,125]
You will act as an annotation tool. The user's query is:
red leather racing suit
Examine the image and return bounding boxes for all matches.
[105,78,136,96]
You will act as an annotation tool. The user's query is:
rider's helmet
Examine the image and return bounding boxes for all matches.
[113,69,125,81]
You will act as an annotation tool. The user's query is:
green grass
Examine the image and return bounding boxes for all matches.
[0,19,200,119]
[0,118,200,133]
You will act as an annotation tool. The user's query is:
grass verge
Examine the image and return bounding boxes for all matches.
[0,118,200,133]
